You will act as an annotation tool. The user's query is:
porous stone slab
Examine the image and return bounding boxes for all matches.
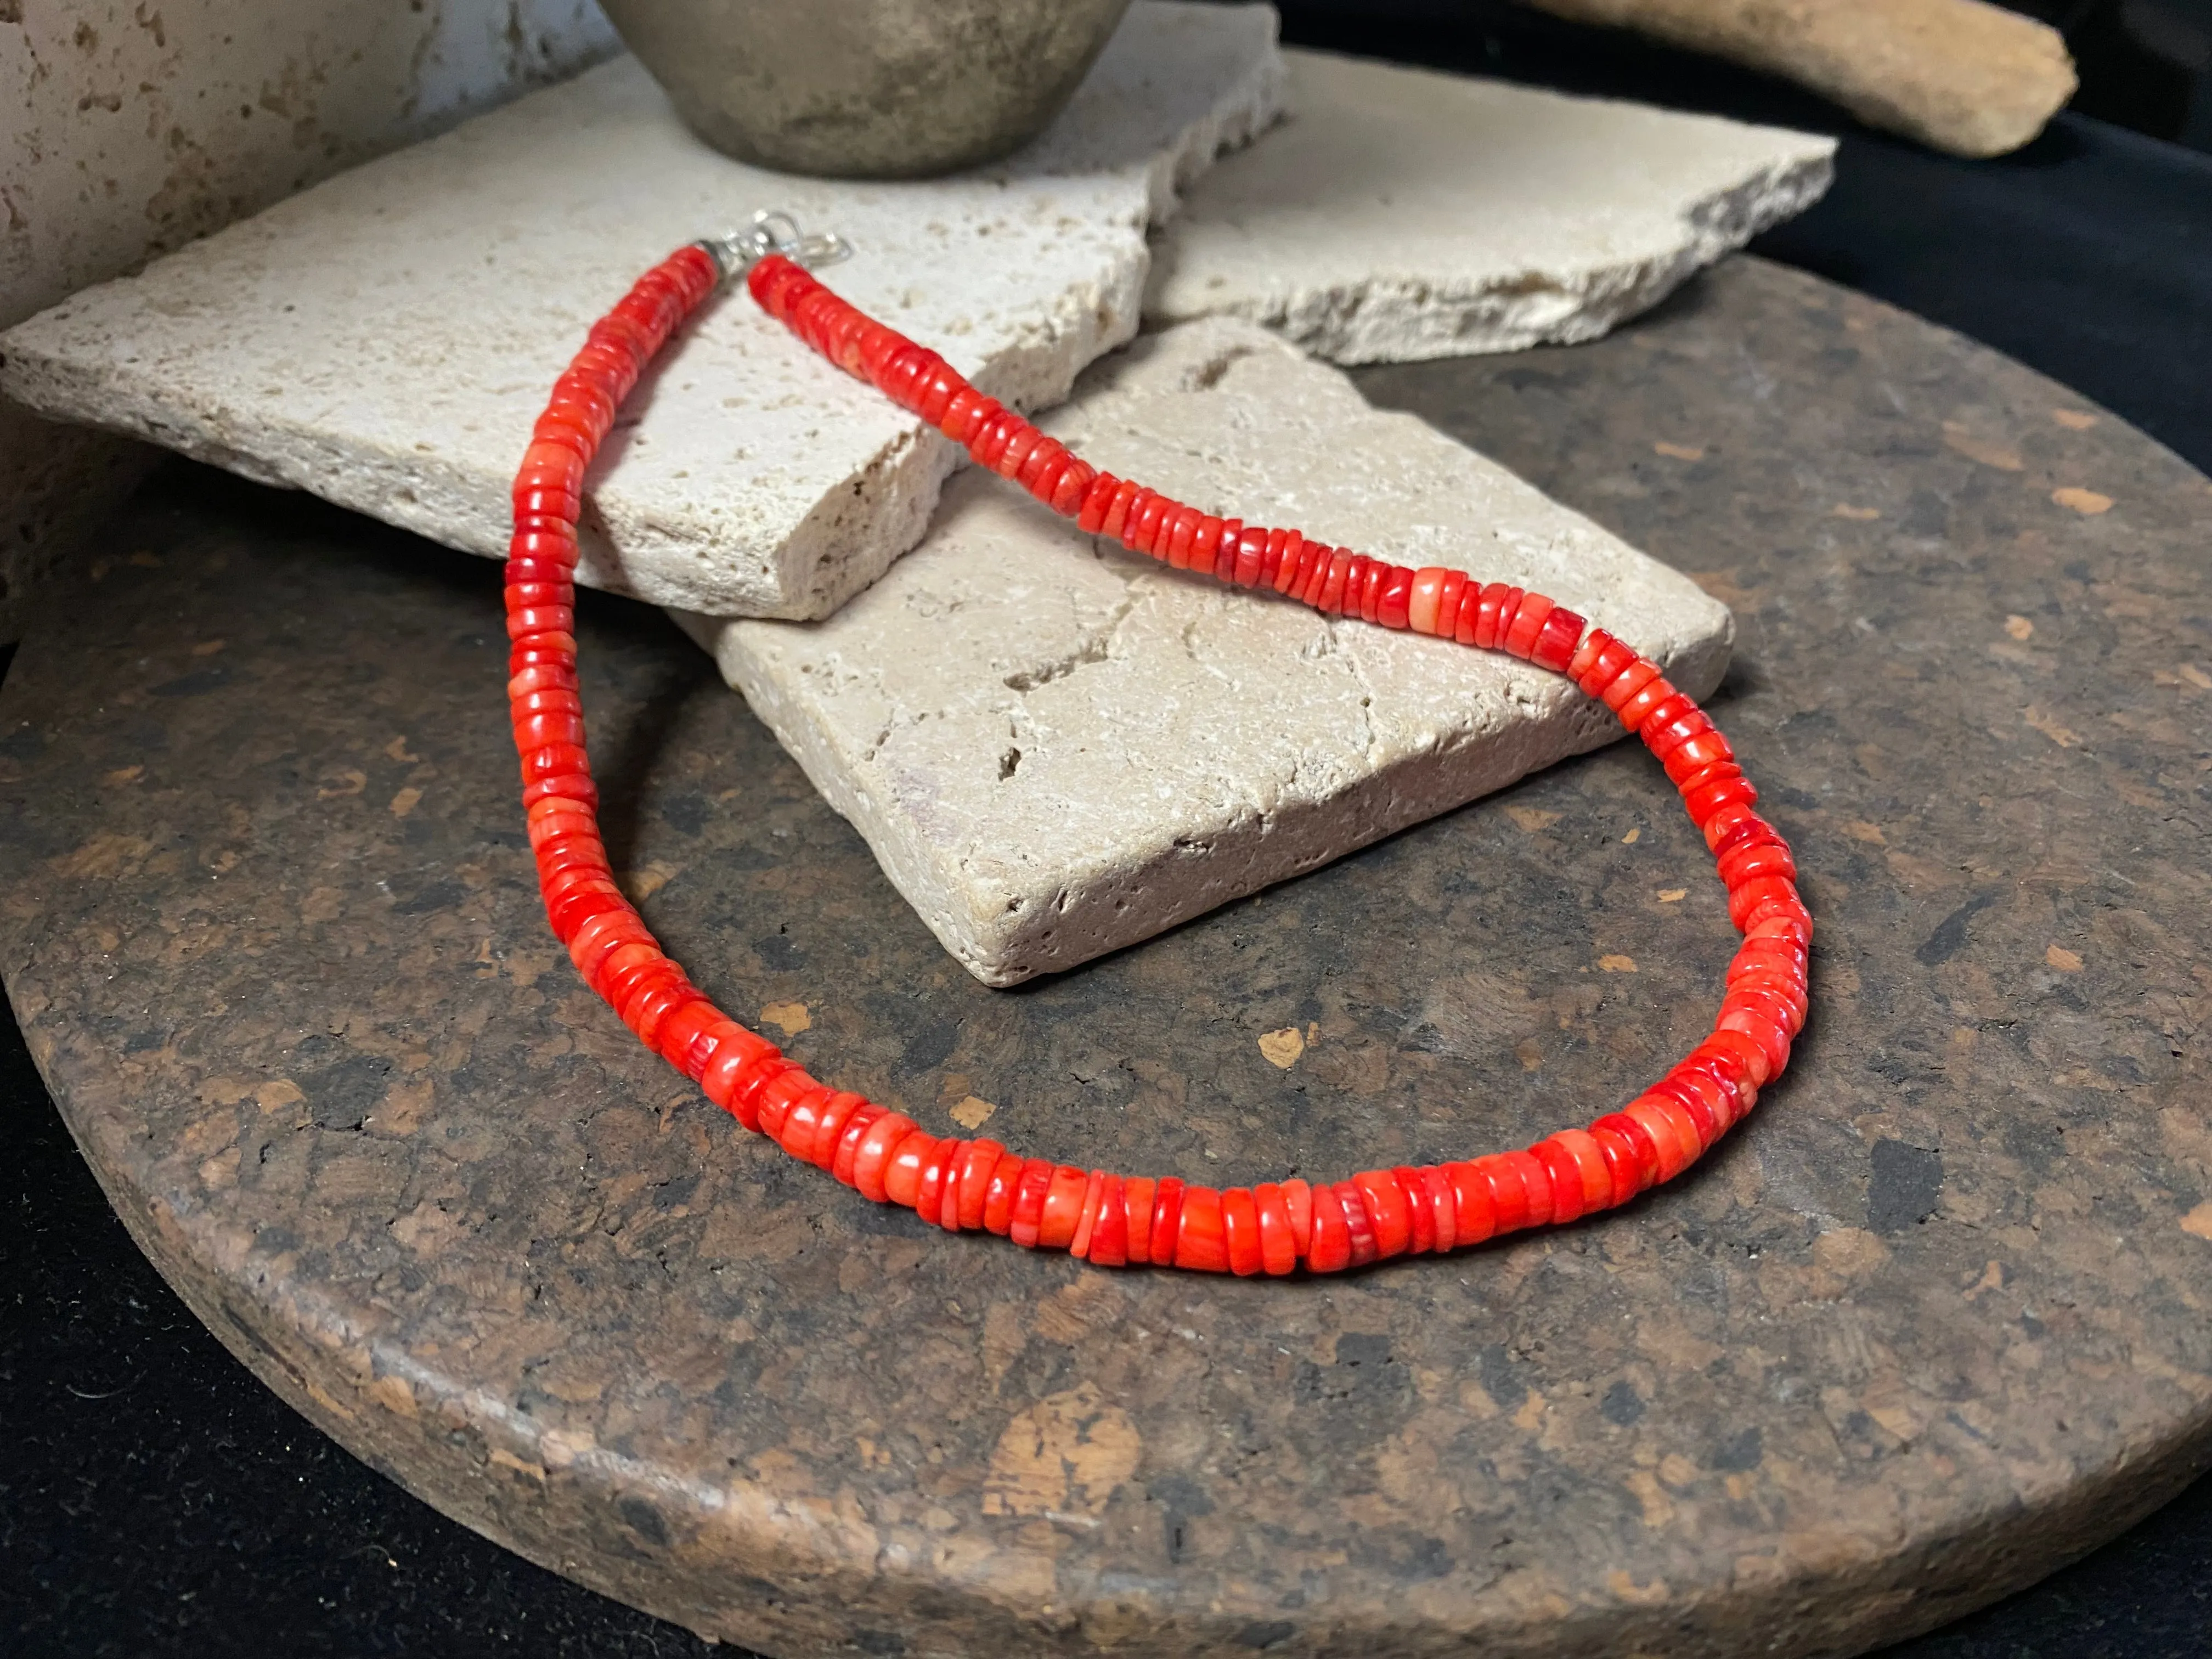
[1146,48,1836,363]
[0,3,1282,620]
[686,318,1732,984]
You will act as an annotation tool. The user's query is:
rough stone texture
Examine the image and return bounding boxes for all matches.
[686,319,1732,985]
[1146,49,1835,363]
[7,258,2212,1659]
[0,4,1284,622]
[1525,0,2075,159]
[0,0,622,644]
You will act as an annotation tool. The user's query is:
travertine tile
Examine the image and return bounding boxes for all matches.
[685,319,1733,984]
[1146,49,1833,362]
[0,4,1283,618]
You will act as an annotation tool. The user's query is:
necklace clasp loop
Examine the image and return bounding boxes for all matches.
[698,210,853,281]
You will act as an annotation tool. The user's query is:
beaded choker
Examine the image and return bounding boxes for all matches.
[502,215,1809,1276]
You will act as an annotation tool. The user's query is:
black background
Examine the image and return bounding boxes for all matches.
[5,3,2210,1654]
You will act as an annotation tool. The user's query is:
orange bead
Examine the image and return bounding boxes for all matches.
[1126,490,1173,555]
[883,1131,940,1208]
[1390,1167,1435,1252]
[1221,1187,1264,1276]
[1283,538,1327,600]
[1531,606,1583,672]
[1688,1041,1759,1115]
[1235,526,1274,587]
[1047,458,1096,515]
[1475,583,1519,650]
[952,1139,1005,1231]
[1407,567,1452,635]
[1503,592,1554,658]
[1587,1121,1650,1204]
[1600,658,1662,712]
[1446,1162,1495,1245]
[1376,565,1414,630]
[1471,1155,1529,1233]
[1009,1158,1058,1248]
[1282,1178,1313,1256]
[1084,1174,1128,1266]
[1435,570,1468,639]
[755,1068,821,1141]
[982,1150,1026,1235]
[1550,1128,1615,1211]
[1352,1170,1412,1258]
[1616,675,1679,732]
[1336,1181,1379,1266]
[1499,1148,1556,1228]
[1176,1187,1230,1273]
[1306,1183,1351,1273]
[1415,1165,1457,1252]
[916,1136,963,1224]
[1068,1169,1109,1257]
[721,1057,797,1135]
[1705,1026,1776,1090]
[1122,1176,1156,1265]
[1719,1000,1794,1077]
[1098,480,1142,541]
[934,1147,969,1228]
[1451,579,1482,646]
[1253,1183,1298,1276]
[941,387,991,443]
[845,1110,916,1203]
[1568,626,1612,680]
[1316,550,1355,613]
[1623,1095,1699,1177]
[809,1091,868,1169]
[1577,636,1639,698]
[1671,1064,1739,1136]
[699,1026,777,1113]
[1149,1177,1185,1266]
[1164,506,1201,567]
[995,425,1045,481]
[1353,558,1385,622]
[1039,1165,1091,1251]
[1531,1138,1588,1223]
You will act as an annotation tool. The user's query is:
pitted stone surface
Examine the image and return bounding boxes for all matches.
[1146,49,1835,363]
[0,3,1282,620]
[686,318,1731,984]
[8,259,2211,1659]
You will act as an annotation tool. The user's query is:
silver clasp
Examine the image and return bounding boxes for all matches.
[697,210,853,281]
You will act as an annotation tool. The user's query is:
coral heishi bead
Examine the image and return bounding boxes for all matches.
[1176,1188,1230,1273]
[505,242,1805,1274]
[1408,567,1451,635]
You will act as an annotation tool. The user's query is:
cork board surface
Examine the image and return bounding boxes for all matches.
[2,257,2208,1658]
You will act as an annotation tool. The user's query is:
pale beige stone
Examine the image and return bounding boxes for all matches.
[0,4,1284,620]
[1147,49,1835,364]
[0,0,620,643]
[684,319,1732,985]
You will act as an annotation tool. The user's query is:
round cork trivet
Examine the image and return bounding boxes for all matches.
[3,257,2209,1658]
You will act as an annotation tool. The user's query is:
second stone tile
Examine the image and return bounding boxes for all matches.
[683,319,1733,986]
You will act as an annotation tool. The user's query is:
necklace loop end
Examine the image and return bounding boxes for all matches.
[699,210,853,281]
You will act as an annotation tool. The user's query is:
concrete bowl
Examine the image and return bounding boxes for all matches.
[597,0,1136,178]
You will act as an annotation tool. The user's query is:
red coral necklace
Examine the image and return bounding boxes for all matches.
[502,215,1809,1276]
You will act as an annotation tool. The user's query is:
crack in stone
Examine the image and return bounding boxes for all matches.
[1181,338,1272,392]
[1001,583,1142,695]
[1327,617,1384,768]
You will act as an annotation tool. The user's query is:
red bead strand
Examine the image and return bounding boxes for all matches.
[502,240,1810,1275]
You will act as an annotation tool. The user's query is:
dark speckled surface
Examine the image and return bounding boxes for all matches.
[3,257,2210,1657]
